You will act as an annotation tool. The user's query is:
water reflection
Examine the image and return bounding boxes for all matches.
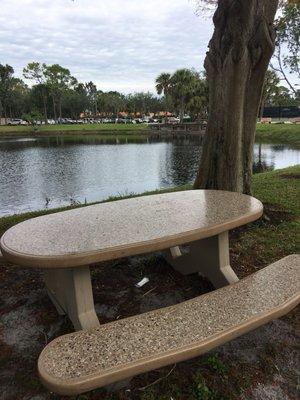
[0,136,299,216]
[252,143,275,173]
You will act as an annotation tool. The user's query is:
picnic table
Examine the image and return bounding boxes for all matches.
[0,190,263,331]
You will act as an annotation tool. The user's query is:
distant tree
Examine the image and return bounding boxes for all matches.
[271,85,298,106]
[44,64,77,120]
[258,68,298,119]
[170,69,199,122]
[22,110,43,131]
[85,81,98,116]
[271,2,300,94]
[0,63,14,121]
[186,72,209,120]
[125,92,162,116]
[259,70,280,119]
[7,78,30,118]
[97,91,125,117]
[155,72,173,119]
[29,84,50,118]
[23,62,49,123]
[62,84,89,119]
[155,72,172,96]
[156,69,207,122]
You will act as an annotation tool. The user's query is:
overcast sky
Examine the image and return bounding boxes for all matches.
[0,0,213,93]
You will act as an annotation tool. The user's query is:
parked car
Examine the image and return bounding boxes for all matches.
[168,117,180,124]
[7,118,28,126]
[116,118,127,124]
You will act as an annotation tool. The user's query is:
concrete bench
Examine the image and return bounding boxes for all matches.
[1,190,263,331]
[38,255,300,396]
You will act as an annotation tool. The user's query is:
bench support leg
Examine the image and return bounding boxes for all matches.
[43,266,100,331]
[165,231,239,288]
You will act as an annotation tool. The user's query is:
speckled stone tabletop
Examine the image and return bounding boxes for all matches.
[0,190,263,268]
[39,255,300,385]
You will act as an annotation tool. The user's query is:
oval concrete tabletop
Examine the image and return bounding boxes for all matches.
[0,190,263,269]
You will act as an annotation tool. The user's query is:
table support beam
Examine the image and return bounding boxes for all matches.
[44,266,100,331]
[165,231,239,288]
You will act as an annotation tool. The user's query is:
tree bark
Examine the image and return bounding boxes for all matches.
[52,95,57,121]
[259,96,266,121]
[42,91,48,124]
[59,96,62,119]
[179,97,185,123]
[194,0,278,194]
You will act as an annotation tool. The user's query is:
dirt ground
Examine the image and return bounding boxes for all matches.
[0,243,299,400]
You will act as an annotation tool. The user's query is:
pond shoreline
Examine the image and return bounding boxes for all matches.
[0,137,299,216]
[1,165,299,236]
[0,123,149,137]
[0,123,299,146]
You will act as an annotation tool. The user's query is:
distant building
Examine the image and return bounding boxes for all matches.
[263,106,300,120]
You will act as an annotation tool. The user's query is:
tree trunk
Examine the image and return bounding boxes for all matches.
[259,96,266,121]
[52,95,57,121]
[42,91,48,124]
[59,96,62,119]
[194,0,278,194]
[179,97,184,123]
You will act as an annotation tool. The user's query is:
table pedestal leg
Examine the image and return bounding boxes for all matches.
[43,266,100,331]
[164,231,239,288]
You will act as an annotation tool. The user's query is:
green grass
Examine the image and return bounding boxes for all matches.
[233,165,300,266]
[252,165,299,213]
[0,123,149,136]
[0,123,299,146]
[256,123,300,147]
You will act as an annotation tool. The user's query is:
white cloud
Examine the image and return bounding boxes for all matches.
[0,0,213,93]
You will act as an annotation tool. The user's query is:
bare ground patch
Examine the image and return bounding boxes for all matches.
[0,200,299,399]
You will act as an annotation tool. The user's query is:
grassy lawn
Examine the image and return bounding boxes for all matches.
[230,165,299,273]
[0,165,299,399]
[255,123,300,147]
[0,122,299,147]
[0,123,149,135]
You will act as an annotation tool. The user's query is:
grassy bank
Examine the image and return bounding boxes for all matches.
[0,123,299,146]
[1,165,299,258]
[255,123,300,147]
[0,123,149,136]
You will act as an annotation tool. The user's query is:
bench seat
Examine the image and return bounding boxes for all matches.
[38,255,300,396]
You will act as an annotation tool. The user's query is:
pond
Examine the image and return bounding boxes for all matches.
[0,136,299,216]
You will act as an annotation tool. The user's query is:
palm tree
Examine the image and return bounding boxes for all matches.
[170,69,198,122]
[155,73,172,121]
[155,73,171,96]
